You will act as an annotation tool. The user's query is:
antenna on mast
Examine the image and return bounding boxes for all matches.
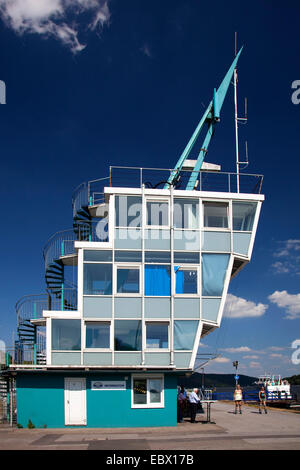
[234,32,248,192]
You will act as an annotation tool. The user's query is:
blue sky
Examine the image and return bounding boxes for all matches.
[0,0,300,378]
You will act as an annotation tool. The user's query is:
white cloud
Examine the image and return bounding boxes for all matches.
[272,240,300,275]
[224,294,268,319]
[243,355,259,359]
[222,346,251,353]
[249,361,261,369]
[268,290,300,320]
[0,0,110,53]
[212,357,230,363]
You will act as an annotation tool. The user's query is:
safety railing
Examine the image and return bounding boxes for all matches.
[72,167,264,221]
[108,166,264,194]
[72,177,110,217]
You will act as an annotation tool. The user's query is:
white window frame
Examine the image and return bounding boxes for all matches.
[174,265,200,297]
[114,264,142,296]
[145,198,170,229]
[144,321,170,352]
[202,200,231,231]
[173,197,200,230]
[131,374,165,409]
[83,320,112,352]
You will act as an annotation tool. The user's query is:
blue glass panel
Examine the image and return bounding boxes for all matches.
[174,252,200,264]
[174,321,198,350]
[115,196,142,227]
[84,250,112,262]
[114,251,142,262]
[144,265,171,296]
[84,264,112,295]
[145,251,171,263]
[117,268,140,294]
[86,322,110,348]
[202,254,230,296]
[146,323,169,349]
[233,202,257,231]
[114,320,142,351]
[52,319,81,351]
[174,198,199,229]
[175,267,197,294]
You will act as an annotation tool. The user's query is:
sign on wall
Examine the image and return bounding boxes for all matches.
[91,381,126,391]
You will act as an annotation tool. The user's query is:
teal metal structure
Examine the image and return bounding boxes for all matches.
[164,48,243,191]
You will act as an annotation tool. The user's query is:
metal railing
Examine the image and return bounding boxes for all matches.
[108,166,264,194]
[72,176,110,217]
[72,166,264,221]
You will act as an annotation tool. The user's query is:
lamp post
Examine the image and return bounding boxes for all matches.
[233,361,239,385]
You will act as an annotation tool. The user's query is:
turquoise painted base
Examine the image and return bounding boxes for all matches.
[16,372,178,429]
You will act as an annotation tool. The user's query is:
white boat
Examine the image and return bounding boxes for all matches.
[255,374,293,403]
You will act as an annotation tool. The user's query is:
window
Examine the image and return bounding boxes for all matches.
[144,265,171,296]
[175,267,198,294]
[84,263,112,295]
[52,319,81,351]
[145,251,171,263]
[146,322,169,349]
[202,254,230,296]
[174,198,199,229]
[116,266,140,294]
[115,251,142,262]
[174,321,198,350]
[232,202,257,231]
[174,252,200,264]
[114,320,142,351]
[84,250,112,262]
[146,200,169,227]
[132,375,164,408]
[115,196,142,227]
[203,202,229,228]
[85,322,110,349]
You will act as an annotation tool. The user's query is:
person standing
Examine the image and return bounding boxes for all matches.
[258,386,267,414]
[177,386,186,423]
[188,388,200,423]
[233,384,243,414]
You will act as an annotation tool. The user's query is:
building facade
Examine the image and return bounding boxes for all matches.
[10,169,264,428]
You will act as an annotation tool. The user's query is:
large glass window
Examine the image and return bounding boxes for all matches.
[146,322,169,349]
[114,320,142,351]
[174,321,198,350]
[146,200,169,227]
[202,254,230,296]
[175,267,198,294]
[84,263,112,295]
[144,265,171,296]
[52,319,81,351]
[232,202,257,231]
[116,267,140,294]
[203,202,229,228]
[174,198,199,229]
[85,322,110,349]
[132,376,163,407]
[115,196,142,227]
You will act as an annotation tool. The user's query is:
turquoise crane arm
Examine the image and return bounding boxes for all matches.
[164,47,243,190]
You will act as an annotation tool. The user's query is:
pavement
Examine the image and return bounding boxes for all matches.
[1,402,300,451]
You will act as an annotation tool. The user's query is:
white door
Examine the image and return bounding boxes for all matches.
[64,378,87,426]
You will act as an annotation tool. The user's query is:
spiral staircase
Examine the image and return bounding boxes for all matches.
[14,176,110,365]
